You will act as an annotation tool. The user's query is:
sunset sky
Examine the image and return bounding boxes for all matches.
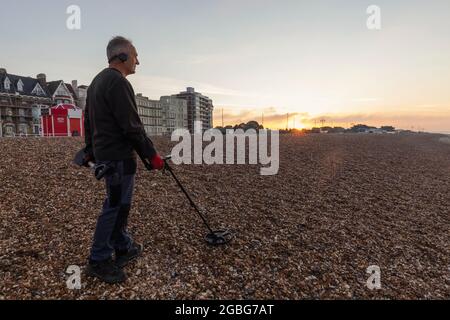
[1,0,449,132]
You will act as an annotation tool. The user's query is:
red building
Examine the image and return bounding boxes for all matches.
[41,104,84,137]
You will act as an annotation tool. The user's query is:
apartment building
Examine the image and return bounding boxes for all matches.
[173,87,214,133]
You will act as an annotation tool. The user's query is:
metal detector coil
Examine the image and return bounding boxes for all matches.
[205,229,234,246]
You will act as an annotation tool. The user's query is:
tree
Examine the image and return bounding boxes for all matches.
[350,124,376,133]
[245,121,260,131]
[381,126,395,132]
[328,127,346,133]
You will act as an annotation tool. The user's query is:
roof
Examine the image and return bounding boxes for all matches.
[0,71,81,102]
[65,83,77,99]
[51,103,80,110]
[0,73,51,98]
[45,81,77,99]
[46,81,63,96]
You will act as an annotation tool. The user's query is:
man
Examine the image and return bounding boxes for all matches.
[83,36,164,284]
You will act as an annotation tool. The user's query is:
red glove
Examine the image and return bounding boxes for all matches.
[150,154,164,170]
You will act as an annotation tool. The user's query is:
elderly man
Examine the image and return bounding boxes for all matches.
[83,36,164,284]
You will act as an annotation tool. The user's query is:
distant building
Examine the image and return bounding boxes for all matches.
[136,93,188,136]
[135,93,164,136]
[0,69,205,138]
[72,80,88,110]
[160,95,188,135]
[0,68,89,137]
[174,87,213,133]
[0,69,52,137]
[46,80,77,106]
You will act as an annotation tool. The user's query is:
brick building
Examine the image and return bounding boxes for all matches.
[0,69,52,137]
[0,68,84,137]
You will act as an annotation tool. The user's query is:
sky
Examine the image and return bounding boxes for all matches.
[1,0,449,132]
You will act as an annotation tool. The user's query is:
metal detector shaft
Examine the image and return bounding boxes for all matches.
[164,161,215,234]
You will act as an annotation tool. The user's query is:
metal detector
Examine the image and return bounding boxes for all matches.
[74,148,233,246]
[149,156,234,246]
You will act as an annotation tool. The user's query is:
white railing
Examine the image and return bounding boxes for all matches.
[0,133,82,138]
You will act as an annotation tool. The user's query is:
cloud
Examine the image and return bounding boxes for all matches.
[303,110,450,131]
[214,106,310,128]
[132,74,255,98]
[214,106,450,131]
[350,98,381,103]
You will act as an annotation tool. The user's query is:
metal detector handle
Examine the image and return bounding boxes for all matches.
[162,155,172,173]
[141,155,172,171]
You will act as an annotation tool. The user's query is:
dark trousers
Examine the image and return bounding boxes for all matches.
[90,159,137,262]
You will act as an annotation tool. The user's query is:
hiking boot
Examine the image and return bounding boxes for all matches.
[86,258,126,284]
[115,242,143,268]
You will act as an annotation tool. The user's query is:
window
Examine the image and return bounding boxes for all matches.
[4,77,11,90]
[17,80,24,92]
[32,84,45,96]
[56,84,69,96]
[19,124,27,134]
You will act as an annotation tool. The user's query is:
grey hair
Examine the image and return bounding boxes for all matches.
[107,36,133,62]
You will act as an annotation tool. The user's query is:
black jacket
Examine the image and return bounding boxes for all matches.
[84,68,156,161]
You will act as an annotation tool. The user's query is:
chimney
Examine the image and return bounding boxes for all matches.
[0,68,7,75]
[187,87,195,93]
[72,80,78,89]
[37,73,47,86]
[136,93,143,97]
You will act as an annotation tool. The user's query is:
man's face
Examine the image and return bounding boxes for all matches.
[125,45,140,75]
